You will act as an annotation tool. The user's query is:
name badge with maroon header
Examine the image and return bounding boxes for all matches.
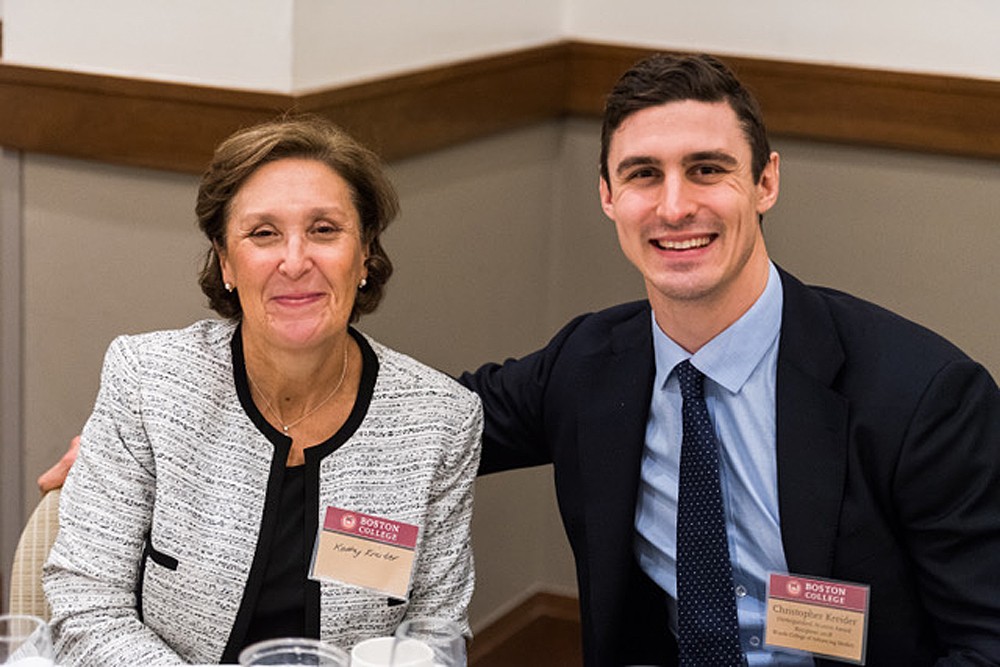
[765,573,870,664]
[310,506,420,600]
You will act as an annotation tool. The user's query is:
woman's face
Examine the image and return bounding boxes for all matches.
[218,158,368,355]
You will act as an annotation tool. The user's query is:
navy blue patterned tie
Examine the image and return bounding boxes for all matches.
[675,360,743,666]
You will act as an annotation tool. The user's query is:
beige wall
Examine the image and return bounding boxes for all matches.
[11,118,1000,625]
[766,139,1000,375]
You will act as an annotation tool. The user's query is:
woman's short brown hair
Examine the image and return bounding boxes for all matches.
[196,115,399,321]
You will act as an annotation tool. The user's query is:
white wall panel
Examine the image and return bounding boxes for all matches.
[3,0,295,90]
[7,0,996,92]
[2,0,564,92]
[292,0,563,89]
[569,0,1000,80]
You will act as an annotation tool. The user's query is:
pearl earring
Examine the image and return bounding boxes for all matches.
[358,278,367,290]
[225,282,234,293]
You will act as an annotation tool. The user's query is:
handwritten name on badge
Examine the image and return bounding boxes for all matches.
[766,573,870,665]
[310,507,420,600]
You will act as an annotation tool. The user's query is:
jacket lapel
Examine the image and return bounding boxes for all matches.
[775,269,850,576]
[575,306,657,632]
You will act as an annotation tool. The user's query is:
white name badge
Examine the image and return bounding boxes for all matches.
[309,506,420,600]
[765,573,870,664]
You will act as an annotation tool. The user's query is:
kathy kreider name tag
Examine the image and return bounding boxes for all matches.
[310,506,420,600]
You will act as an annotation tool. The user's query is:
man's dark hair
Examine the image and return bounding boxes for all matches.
[600,53,771,187]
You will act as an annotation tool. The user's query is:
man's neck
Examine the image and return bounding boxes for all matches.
[650,259,772,353]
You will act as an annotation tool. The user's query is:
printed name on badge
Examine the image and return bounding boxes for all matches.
[765,573,870,665]
[310,506,420,600]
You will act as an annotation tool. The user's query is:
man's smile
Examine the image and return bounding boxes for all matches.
[652,234,716,251]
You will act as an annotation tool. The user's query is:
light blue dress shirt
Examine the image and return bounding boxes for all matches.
[634,262,813,666]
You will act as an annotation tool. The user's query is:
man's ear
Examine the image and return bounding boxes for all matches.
[599,177,615,220]
[756,151,780,215]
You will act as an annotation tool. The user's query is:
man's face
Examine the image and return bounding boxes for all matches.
[600,100,779,323]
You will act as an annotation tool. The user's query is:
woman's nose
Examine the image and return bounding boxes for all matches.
[279,235,311,278]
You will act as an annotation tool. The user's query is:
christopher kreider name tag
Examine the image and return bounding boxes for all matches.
[766,572,870,664]
[310,506,420,600]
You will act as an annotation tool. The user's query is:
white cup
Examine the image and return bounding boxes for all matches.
[350,637,434,667]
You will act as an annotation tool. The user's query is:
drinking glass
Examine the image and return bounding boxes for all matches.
[394,618,466,667]
[351,636,433,667]
[238,637,349,666]
[0,615,54,666]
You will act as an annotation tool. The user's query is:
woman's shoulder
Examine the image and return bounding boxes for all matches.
[362,334,479,407]
[105,320,236,376]
[112,319,236,353]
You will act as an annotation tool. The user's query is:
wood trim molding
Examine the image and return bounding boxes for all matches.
[468,591,580,664]
[0,64,291,172]
[1,41,997,173]
[567,42,1000,160]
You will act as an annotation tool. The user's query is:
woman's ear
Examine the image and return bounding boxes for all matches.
[215,242,233,286]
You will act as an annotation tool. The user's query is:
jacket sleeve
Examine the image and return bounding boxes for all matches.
[459,313,590,475]
[894,359,1000,665]
[402,392,483,636]
[43,336,183,666]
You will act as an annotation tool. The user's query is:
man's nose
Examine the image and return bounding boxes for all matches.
[656,175,697,224]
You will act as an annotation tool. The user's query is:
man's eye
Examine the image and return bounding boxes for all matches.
[628,168,657,180]
[693,165,725,177]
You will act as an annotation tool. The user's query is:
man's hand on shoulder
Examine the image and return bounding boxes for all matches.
[38,435,79,493]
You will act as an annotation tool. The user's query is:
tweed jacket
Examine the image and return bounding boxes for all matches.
[44,320,482,666]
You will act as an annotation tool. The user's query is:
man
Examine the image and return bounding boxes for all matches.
[42,54,1000,666]
[459,54,1000,666]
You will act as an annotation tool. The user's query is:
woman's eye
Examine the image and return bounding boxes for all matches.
[249,228,276,239]
[312,222,344,237]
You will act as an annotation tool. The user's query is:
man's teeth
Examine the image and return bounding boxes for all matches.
[660,236,711,250]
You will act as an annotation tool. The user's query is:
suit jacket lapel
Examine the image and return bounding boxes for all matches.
[576,305,657,631]
[775,269,850,576]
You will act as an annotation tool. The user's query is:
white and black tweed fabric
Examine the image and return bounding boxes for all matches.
[43,319,482,666]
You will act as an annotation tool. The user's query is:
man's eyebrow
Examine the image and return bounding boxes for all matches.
[684,150,738,166]
[614,155,660,176]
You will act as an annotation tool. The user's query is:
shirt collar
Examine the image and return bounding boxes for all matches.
[651,261,783,394]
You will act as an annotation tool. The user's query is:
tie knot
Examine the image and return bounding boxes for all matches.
[675,360,705,400]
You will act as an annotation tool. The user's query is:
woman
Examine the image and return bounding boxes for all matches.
[43,116,482,665]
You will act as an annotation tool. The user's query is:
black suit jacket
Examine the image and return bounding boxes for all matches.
[461,268,1000,666]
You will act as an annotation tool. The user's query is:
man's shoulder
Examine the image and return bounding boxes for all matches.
[780,270,978,386]
[793,277,966,358]
[592,299,652,322]
[540,300,652,359]
[558,299,651,338]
